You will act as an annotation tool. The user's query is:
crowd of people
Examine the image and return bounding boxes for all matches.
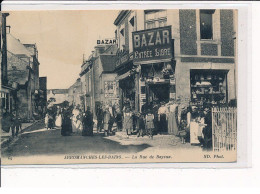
[44,99,213,149]
[44,103,94,137]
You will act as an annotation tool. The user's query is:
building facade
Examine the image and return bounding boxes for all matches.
[114,9,236,112]
[68,78,82,107]
[80,45,119,117]
[6,33,40,121]
[1,13,16,118]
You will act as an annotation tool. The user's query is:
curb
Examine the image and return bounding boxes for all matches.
[1,120,42,150]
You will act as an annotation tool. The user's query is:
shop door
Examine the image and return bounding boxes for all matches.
[148,83,170,104]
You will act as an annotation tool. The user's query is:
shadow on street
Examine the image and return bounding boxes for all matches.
[2,122,151,157]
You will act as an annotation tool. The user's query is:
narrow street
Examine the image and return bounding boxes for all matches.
[2,121,202,163]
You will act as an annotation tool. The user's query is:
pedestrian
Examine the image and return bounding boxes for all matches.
[115,103,122,131]
[167,102,178,135]
[72,105,83,134]
[202,107,212,149]
[145,110,155,139]
[103,105,111,136]
[158,102,169,133]
[136,113,145,137]
[61,108,72,136]
[123,108,133,138]
[82,106,94,136]
[55,107,62,127]
[96,104,104,133]
[108,104,115,135]
[45,113,50,129]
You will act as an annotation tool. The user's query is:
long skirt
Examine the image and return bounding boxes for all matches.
[168,112,178,135]
[82,125,93,136]
[61,118,72,136]
[124,116,133,135]
[55,115,62,127]
[159,114,167,132]
[72,119,83,134]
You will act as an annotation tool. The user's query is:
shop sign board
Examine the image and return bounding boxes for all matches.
[97,38,117,45]
[132,26,173,63]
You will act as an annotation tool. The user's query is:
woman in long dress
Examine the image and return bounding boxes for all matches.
[168,103,179,135]
[123,108,133,138]
[72,106,83,134]
[61,108,72,136]
[82,107,93,136]
[103,106,111,136]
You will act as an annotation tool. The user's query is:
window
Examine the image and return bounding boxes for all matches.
[145,10,167,29]
[104,81,116,98]
[200,10,215,40]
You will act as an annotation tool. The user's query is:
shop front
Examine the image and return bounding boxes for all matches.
[115,50,136,111]
[190,69,228,106]
[132,26,175,112]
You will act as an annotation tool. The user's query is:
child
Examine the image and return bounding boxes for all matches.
[45,113,50,129]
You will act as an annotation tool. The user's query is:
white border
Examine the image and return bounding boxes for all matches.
[1,1,252,169]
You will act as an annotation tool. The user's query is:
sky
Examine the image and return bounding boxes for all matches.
[6,10,118,89]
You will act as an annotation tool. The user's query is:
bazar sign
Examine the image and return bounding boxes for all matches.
[132,26,173,63]
[97,38,117,45]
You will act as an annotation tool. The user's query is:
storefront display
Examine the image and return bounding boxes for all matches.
[190,70,228,106]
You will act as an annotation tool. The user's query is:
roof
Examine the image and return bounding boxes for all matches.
[114,10,130,26]
[7,34,33,58]
[99,55,117,72]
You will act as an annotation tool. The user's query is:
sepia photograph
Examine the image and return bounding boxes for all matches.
[0,9,237,164]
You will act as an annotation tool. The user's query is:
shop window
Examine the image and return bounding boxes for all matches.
[190,70,228,105]
[145,10,167,29]
[200,10,215,40]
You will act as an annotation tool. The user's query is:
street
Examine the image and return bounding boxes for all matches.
[2,121,202,163]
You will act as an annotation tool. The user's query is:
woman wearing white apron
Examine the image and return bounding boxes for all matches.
[72,106,83,134]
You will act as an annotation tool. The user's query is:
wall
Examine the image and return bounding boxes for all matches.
[179,10,197,55]
[220,10,234,56]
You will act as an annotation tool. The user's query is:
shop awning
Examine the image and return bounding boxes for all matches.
[115,71,131,80]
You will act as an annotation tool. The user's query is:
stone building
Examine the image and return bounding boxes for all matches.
[6,33,40,121]
[68,78,82,107]
[1,12,16,117]
[80,45,118,117]
[114,9,236,113]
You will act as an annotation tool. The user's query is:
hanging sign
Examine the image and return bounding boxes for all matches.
[132,26,173,63]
